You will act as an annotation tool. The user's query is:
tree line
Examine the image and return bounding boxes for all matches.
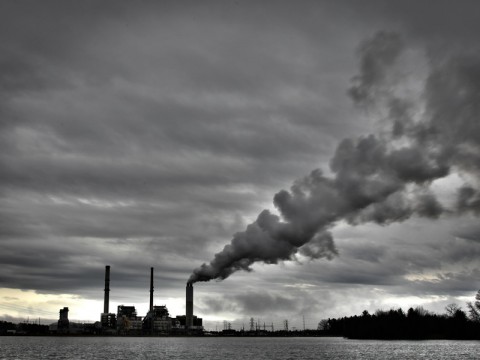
[318,290,480,340]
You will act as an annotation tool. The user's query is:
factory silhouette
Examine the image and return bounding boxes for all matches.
[56,265,203,335]
[4,265,480,339]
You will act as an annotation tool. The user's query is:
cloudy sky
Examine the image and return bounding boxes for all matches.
[1,1,480,331]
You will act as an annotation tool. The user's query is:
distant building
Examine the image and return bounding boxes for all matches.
[95,265,204,336]
[101,312,117,333]
[117,305,142,335]
[58,307,69,334]
[143,305,172,334]
[176,315,203,333]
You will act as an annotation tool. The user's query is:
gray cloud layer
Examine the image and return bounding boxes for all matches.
[1,1,479,322]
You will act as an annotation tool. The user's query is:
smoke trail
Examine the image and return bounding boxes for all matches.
[189,32,480,283]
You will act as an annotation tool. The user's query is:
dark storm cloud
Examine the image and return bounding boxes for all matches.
[296,220,480,298]
[0,1,347,202]
[454,221,480,243]
[0,236,191,298]
[0,1,371,301]
[1,1,480,322]
[379,0,480,51]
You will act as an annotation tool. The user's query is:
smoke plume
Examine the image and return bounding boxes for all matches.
[188,32,480,283]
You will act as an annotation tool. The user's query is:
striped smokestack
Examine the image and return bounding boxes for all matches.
[149,267,154,312]
[186,282,193,328]
[103,265,110,314]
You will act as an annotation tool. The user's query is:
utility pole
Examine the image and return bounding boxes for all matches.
[303,315,305,331]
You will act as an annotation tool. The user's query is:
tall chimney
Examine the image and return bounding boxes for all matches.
[186,282,193,328]
[104,265,110,314]
[149,267,154,312]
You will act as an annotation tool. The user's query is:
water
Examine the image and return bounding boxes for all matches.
[0,337,479,359]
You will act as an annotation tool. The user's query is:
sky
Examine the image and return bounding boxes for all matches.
[1,0,480,331]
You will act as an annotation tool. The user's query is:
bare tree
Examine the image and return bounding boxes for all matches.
[445,303,461,317]
[466,290,480,322]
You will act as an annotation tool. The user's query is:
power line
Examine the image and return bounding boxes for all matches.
[0,303,58,317]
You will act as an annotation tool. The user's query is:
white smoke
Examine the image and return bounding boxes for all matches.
[189,32,480,283]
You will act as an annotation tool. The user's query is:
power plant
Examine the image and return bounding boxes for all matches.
[34,265,324,337]
[98,265,203,335]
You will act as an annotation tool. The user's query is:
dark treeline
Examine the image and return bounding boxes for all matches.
[0,321,49,335]
[322,307,480,340]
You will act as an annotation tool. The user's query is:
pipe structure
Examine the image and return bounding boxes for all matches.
[186,282,193,328]
[149,267,154,312]
[104,265,110,314]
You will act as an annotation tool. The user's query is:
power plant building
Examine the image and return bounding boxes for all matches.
[143,305,172,334]
[101,265,117,332]
[117,305,142,334]
[176,315,203,329]
[57,307,69,334]
[98,265,202,335]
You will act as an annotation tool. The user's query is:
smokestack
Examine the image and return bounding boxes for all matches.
[149,267,154,312]
[186,282,193,328]
[103,265,110,314]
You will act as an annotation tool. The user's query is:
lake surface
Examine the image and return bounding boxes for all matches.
[1,337,479,359]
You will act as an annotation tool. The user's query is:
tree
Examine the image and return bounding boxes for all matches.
[407,306,429,318]
[414,306,430,317]
[317,319,330,331]
[445,303,461,317]
[453,308,468,321]
[466,290,480,322]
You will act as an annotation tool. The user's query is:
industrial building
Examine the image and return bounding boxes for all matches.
[94,265,203,335]
[100,265,117,333]
[50,307,95,335]
[143,305,173,334]
[57,307,69,334]
[117,305,143,335]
